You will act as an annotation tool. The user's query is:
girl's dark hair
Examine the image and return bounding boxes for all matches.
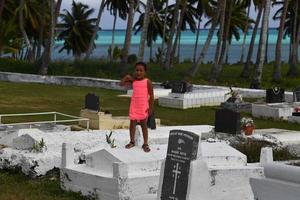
[135,62,147,71]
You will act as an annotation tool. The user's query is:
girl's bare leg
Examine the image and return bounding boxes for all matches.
[126,120,137,148]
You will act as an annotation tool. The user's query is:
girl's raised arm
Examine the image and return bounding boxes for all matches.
[120,75,134,86]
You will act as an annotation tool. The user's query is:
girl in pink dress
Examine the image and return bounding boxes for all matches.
[120,62,154,152]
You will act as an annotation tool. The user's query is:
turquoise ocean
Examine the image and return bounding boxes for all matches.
[53,28,292,63]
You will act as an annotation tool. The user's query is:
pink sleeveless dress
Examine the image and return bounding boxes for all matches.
[129,79,149,121]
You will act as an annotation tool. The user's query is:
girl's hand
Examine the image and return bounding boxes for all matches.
[120,75,133,86]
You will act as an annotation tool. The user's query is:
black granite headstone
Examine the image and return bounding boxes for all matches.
[266,87,285,103]
[292,112,300,117]
[85,93,100,111]
[160,130,199,200]
[215,108,241,134]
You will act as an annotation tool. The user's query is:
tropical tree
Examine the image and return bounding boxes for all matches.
[250,0,271,88]
[121,0,137,67]
[134,0,164,61]
[0,0,5,20]
[241,0,264,78]
[138,0,153,61]
[193,0,206,63]
[164,0,180,70]
[85,0,106,60]
[240,0,252,63]
[57,1,97,59]
[187,0,218,76]
[272,0,289,82]
[210,0,226,82]
[105,0,128,62]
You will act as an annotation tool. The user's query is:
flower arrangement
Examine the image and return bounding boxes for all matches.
[106,131,116,148]
[241,117,254,127]
[241,117,255,136]
[294,107,300,113]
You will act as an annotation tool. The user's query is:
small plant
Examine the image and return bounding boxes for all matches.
[106,131,116,148]
[32,138,47,152]
[241,117,254,127]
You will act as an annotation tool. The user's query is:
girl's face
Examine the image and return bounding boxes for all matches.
[135,65,146,79]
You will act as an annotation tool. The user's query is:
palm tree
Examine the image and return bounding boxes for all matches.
[241,0,264,78]
[159,0,169,64]
[273,0,289,82]
[164,0,180,70]
[239,0,251,63]
[193,0,206,63]
[210,0,226,82]
[19,0,33,61]
[57,1,97,59]
[134,0,164,61]
[187,0,218,77]
[138,0,153,61]
[39,0,63,75]
[121,0,136,67]
[85,0,106,60]
[250,0,271,89]
[105,0,128,62]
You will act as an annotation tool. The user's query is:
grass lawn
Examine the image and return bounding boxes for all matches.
[1,81,300,199]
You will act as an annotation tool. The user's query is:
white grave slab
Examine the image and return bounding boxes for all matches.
[250,149,300,200]
[158,88,230,109]
[252,103,295,120]
[253,128,300,156]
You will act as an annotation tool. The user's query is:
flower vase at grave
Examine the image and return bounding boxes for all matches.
[243,126,254,136]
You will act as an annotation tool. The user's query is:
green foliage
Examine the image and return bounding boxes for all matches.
[232,140,298,163]
[127,54,137,64]
[57,1,97,58]
[32,138,47,153]
[106,131,116,148]
[107,46,122,60]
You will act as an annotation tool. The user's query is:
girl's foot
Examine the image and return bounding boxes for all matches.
[142,144,151,153]
[125,141,135,149]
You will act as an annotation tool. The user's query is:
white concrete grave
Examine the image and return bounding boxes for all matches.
[12,129,44,150]
[158,87,230,109]
[253,128,300,156]
[250,148,300,200]
[252,103,296,120]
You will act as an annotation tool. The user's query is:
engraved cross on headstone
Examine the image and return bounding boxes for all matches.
[172,163,181,195]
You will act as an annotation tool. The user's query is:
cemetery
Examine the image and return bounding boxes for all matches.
[1,82,300,200]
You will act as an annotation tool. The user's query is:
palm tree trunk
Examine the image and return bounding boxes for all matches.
[0,0,5,21]
[121,0,135,67]
[160,0,168,64]
[138,0,153,62]
[273,0,289,82]
[193,18,201,63]
[169,2,187,67]
[85,0,105,60]
[19,0,33,61]
[219,0,233,71]
[241,4,263,78]
[164,0,180,70]
[288,1,299,77]
[251,0,271,89]
[240,4,251,63]
[177,30,181,62]
[187,12,220,77]
[110,14,117,62]
[37,0,46,60]
[39,0,62,75]
[264,28,269,64]
[210,0,227,82]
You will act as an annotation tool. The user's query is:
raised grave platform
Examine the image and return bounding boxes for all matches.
[158,87,230,109]
[252,102,298,120]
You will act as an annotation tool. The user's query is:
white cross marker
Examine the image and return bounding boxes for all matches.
[172,163,181,195]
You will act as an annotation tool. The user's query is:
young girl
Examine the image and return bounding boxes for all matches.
[120,62,154,152]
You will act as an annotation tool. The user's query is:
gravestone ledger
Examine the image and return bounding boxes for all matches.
[160,130,199,200]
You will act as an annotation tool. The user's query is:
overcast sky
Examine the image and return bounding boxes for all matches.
[61,0,280,29]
